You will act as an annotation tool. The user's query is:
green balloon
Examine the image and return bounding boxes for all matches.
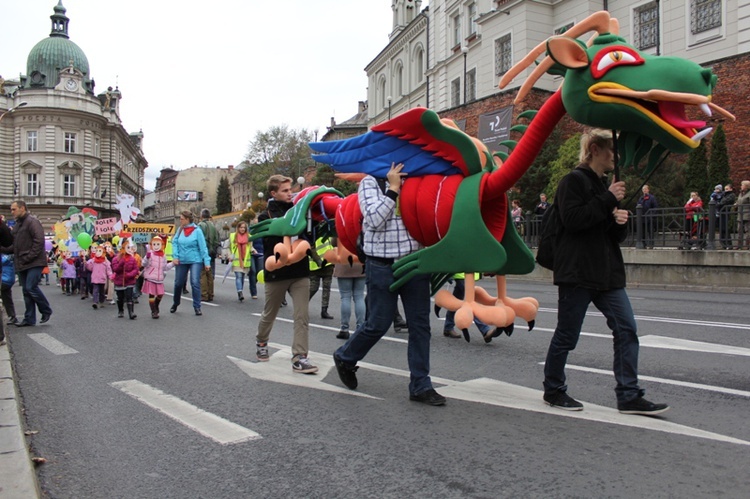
[77,232,93,250]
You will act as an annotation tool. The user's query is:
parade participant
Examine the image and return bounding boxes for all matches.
[333,163,445,405]
[60,251,77,296]
[0,215,15,341]
[141,235,173,319]
[9,201,53,327]
[111,238,140,319]
[229,221,252,302]
[309,235,335,320]
[86,244,113,309]
[170,211,210,316]
[76,250,91,300]
[542,129,669,415]
[197,209,220,302]
[255,175,318,374]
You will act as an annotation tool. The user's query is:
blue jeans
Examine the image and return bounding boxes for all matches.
[17,266,52,325]
[444,279,490,334]
[173,262,203,309]
[543,285,643,404]
[335,259,433,396]
[338,276,366,332]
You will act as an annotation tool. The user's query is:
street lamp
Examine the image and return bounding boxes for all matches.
[258,192,264,200]
[461,46,468,104]
[297,175,305,187]
[0,101,28,123]
[387,95,392,119]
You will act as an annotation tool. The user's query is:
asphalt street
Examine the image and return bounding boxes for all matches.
[2,264,749,498]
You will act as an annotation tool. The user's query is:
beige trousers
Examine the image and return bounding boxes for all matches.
[256,276,310,359]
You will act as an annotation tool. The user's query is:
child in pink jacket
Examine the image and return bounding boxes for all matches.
[86,244,113,309]
[141,235,173,319]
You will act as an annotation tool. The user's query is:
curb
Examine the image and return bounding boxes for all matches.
[0,341,41,499]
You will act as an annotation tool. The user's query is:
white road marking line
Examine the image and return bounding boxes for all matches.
[537,307,750,330]
[250,313,409,344]
[27,333,78,355]
[436,378,750,446]
[533,327,750,357]
[110,380,260,445]
[542,363,750,398]
[230,344,749,446]
[162,292,219,307]
[228,349,380,400]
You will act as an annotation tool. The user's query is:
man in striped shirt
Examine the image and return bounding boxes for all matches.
[333,163,446,406]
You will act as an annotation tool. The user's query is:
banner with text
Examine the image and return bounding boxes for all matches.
[123,223,176,235]
[94,217,118,236]
[477,106,513,154]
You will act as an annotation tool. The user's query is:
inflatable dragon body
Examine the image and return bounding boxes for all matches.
[251,11,734,339]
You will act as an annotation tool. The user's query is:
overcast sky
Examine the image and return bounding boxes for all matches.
[1,0,400,190]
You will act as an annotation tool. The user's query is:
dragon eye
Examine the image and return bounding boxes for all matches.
[591,46,644,78]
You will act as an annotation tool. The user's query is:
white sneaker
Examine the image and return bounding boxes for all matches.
[292,356,318,374]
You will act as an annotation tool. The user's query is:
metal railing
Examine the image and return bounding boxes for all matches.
[521,200,749,251]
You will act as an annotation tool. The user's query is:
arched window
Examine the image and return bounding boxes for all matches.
[414,47,424,83]
[379,77,388,111]
[395,62,404,96]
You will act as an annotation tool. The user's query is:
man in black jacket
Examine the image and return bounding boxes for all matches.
[542,130,668,416]
[9,201,52,327]
[254,175,318,374]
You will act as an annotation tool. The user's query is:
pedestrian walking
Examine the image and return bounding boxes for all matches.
[170,211,210,316]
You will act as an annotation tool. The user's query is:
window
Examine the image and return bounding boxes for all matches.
[633,1,659,50]
[466,68,476,102]
[26,173,39,196]
[94,136,100,157]
[63,174,76,197]
[27,131,38,152]
[554,22,575,35]
[379,78,387,111]
[468,3,477,36]
[691,0,722,34]
[415,48,424,83]
[451,78,461,108]
[64,132,76,153]
[495,34,512,76]
[453,13,462,47]
[396,64,403,96]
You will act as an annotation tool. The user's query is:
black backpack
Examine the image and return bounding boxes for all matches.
[536,169,591,270]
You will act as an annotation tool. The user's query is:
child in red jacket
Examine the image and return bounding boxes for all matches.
[111,238,141,319]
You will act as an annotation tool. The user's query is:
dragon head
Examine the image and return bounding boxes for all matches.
[500,11,734,163]
[549,33,732,154]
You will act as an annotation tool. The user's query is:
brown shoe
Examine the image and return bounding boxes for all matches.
[443,329,461,338]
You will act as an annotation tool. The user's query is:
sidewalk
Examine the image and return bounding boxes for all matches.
[0,341,40,498]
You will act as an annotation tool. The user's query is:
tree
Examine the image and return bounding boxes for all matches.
[684,139,710,199]
[245,125,315,182]
[543,133,582,203]
[707,123,730,190]
[310,164,359,196]
[511,128,562,212]
[215,177,232,215]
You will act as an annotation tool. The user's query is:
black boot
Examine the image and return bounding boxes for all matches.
[336,328,350,340]
[150,301,159,319]
[238,291,244,302]
[127,302,137,320]
[117,302,124,318]
[321,307,334,320]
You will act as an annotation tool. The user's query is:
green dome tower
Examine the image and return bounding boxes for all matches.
[24,1,92,92]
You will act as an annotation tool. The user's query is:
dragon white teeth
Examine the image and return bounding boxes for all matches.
[700,103,712,117]
[691,127,713,141]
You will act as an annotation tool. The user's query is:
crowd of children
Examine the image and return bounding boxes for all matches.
[46,234,173,320]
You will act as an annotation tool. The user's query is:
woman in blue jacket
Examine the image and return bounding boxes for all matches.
[170,211,210,316]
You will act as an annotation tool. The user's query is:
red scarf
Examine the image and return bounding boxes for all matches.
[150,250,164,257]
[182,226,196,237]
[94,255,106,264]
[236,232,248,262]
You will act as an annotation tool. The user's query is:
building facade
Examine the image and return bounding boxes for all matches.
[0,2,147,228]
[153,165,237,223]
[365,0,749,180]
